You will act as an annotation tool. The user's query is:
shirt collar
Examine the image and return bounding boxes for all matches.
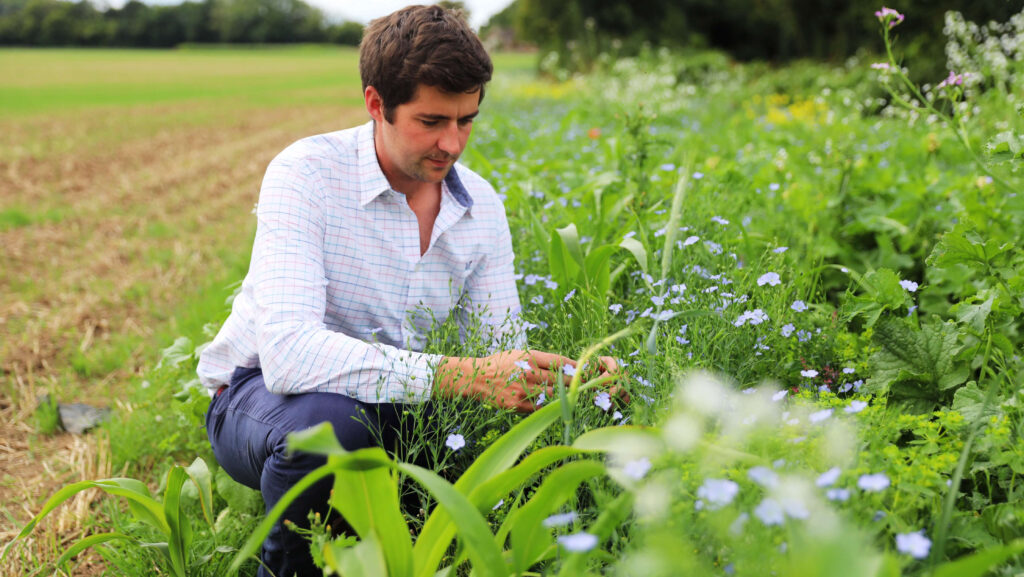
[356,121,475,214]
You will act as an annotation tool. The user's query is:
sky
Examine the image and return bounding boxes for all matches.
[105,0,516,29]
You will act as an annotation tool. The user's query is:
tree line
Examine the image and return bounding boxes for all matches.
[485,0,1020,79]
[0,0,364,47]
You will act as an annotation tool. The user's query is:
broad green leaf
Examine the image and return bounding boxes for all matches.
[953,382,999,425]
[619,237,648,275]
[163,466,191,577]
[507,460,607,572]
[469,446,580,514]
[572,426,665,459]
[214,467,262,515]
[583,245,617,296]
[414,400,563,577]
[556,223,585,268]
[953,292,995,333]
[398,463,506,577]
[324,533,389,577]
[660,164,690,277]
[156,336,195,371]
[185,457,215,528]
[548,226,580,293]
[286,421,347,456]
[927,224,1015,270]
[92,479,169,535]
[930,539,1024,577]
[328,450,413,577]
[55,532,130,568]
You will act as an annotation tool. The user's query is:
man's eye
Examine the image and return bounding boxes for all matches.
[421,120,439,127]
[458,118,474,126]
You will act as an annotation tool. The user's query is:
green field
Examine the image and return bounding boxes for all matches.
[2,33,1023,577]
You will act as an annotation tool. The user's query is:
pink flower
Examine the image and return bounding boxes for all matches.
[870,62,892,71]
[874,7,905,28]
[937,71,964,89]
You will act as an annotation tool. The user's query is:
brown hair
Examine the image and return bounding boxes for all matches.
[359,4,492,123]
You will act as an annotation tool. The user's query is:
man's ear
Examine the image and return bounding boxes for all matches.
[365,86,385,123]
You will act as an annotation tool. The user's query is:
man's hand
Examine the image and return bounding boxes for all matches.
[434,350,624,412]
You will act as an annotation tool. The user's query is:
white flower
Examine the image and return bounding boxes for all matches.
[557,532,598,552]
[899,280,919,292]
[492,499,504,511]
[845,400,868,414]
[623,457,652,480]
[816,467,841,487]
[612,410,623,421]
[800,369,819,378]
[772,390,788,402]
[594,392,612,412]
[757,272,781,286]
[809,409,833,424]
[858,473,890,492]
[696,479,740,509]
[754,498,785,526]
[543,511,579,528]
[747,466,779,488]
[445,433,465,452]
[895,531,931,559]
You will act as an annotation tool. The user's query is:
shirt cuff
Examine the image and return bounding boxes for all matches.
[384,348,444,404]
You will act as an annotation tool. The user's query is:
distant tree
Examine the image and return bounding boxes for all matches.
[328,20,363,46]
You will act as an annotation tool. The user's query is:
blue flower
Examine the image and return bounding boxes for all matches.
[791,300,808,312]
[757,272,781,286]
[594,392,612,412]
[609,303,622,314]
[899,279,919,292]
[816,467,841,487]
[747,466,779,488]
[858,473,890,492]
[557,532,598,552]
[896,531,931,559]
[754,498,785,526]
[683,235,700,246]
[543,511,579,528]
[773,246,789,254]
[696,479,740,509]
[781,323,795,337]
[800,369,818,378]
[564,289,576,302]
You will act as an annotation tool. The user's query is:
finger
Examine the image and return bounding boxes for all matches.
[597,355,619,375]
[527,350,576,372]
[609,385,631,404]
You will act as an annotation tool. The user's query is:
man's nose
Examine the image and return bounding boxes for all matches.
[437,123,462,156]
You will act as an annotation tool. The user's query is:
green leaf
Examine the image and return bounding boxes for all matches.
[55,532,131,568]
[548,226,580,294]
[507,460,607,572]
[286,421,347,456]
[572,426,665,459]
[866,317,967,408]
[953,382,999,426]
[556,223,585,268]
[214,468,262,515]
[185,457,215,528]
[163,466,192,577]
[398,463,507,577]
[583,245,617,297]
[930,539,1024,577]
[156,336,196,371]
[328,449,413,577]
[324,533,389,577]
[414,400,563,577]
[619,236,648,275]
[927,224,1015,271]
[660,163,690,277]
[953,292,995,333]
[469,446,580,514]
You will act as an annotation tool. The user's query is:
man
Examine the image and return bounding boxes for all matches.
[198,5,618,576]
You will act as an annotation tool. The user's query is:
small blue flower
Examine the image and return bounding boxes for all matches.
[896,531,931,559]
[697,479,740,509]
[757,272,781,286]
[754,498,785,526]
[899,279,919,292]
[557,532,598,552]
[816,467,841,487]
[791,300,808,312]
[773,246,789,254]
[594,392,612,411]
[781,323,795,337]
[858,473,890,492]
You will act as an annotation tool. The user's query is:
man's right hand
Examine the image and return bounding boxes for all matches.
[433,350,624,412]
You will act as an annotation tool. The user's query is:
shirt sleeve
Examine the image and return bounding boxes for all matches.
[251,154,442,402]
[459,200,527,352]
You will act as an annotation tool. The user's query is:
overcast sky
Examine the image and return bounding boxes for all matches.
[105,0,516,29]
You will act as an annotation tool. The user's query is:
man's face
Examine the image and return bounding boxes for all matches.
[367,84,480,191]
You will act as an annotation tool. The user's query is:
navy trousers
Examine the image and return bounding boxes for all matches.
[206,367,423,577]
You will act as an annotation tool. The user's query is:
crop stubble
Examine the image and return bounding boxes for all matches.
[0,98,367,574]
